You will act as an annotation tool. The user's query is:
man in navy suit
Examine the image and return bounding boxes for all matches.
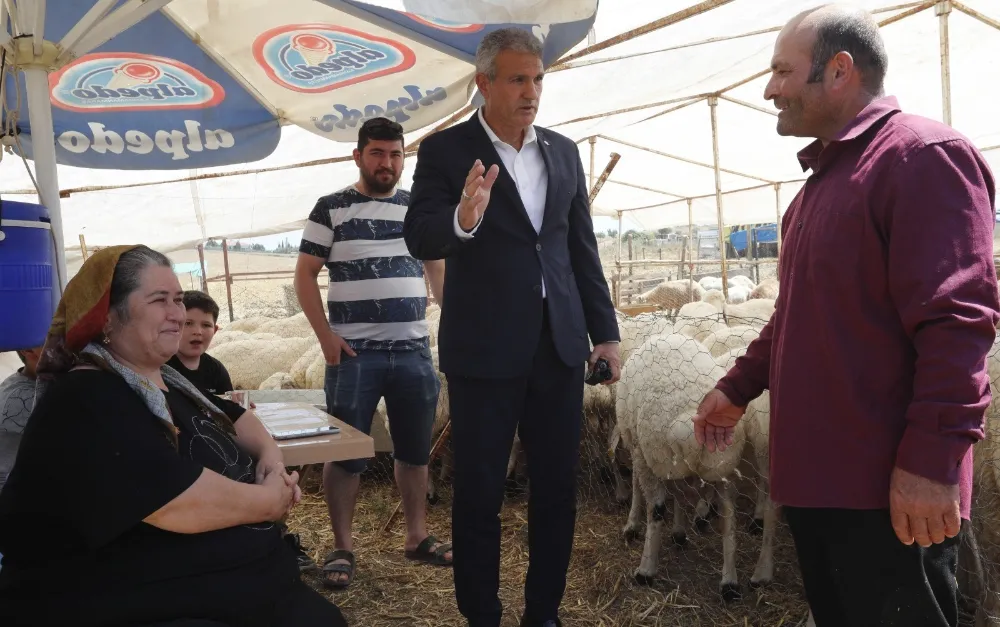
[403,27,620,627]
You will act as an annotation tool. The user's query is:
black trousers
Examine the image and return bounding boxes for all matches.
[447,308,585,627]
[784,507,960,627]
[141,580,347,627]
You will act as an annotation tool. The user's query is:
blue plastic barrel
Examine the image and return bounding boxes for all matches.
[0,200,53,351]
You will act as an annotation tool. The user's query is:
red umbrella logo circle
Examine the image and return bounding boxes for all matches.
[291,33,335,63]
[115,62,161,83]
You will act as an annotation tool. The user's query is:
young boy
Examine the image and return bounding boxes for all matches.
[167,291,234,395]
[168,290,317,572]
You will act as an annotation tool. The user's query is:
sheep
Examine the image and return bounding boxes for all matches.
[728,274,757,291]
[699,276,726,292]
[291,344,323,389]
[223,316,274,333]
[638,279,705,310]
[701,289,727,311]
[254,312,315,339]
[426,305,442,347]
[749,278,779,300]
[726,285,750,304]
[674,301,726,340]
[304,352,327,389]
[698,325,759,359]
[615,332,772,598]
[964,338,1000,625]
[724,298,776,329]
[259,372,296,390]
[211,330,251,347]
[209,337,314,390]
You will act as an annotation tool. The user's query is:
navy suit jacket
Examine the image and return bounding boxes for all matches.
[403,113,619,379]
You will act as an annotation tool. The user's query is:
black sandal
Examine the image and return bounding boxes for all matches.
[405,535,453,566]
[321,549,356,589]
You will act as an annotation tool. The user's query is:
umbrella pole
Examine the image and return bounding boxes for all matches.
[23,62,67,297]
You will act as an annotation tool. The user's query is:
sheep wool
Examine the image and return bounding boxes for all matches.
[698,325,759,358]
[634,334,744,480]
[259,372,296,390]
[749,278,779,300]
[224,316,274,334]
[639,279,705,309]
[208,336,314,390]
[291,344,323,388]
[254,312,315,339]
[724,298,776,329]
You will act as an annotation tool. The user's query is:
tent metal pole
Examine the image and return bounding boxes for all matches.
[687,198,695,300]
[20,42,67,299]
[774,183,782,272]
[936,1,953,126]
[708,96,729,301]
[952,1,1000,31]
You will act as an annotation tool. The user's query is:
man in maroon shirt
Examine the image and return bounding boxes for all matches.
[693,5,999,627]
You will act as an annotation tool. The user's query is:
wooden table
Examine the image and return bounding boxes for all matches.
[252,402,374,467]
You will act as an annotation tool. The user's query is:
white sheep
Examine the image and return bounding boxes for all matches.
[674,301,726,340]
[728,274,757,291]
[208,336,314,390]
[749,278,779,300]
[211,330,251,347]
[701,289,727,311]
[695,325,758,358]
[726,285,750,304]
[254,312,315,339]
[616,332,772,597]
[223,316,274,333]
[259,372,296,390]
[965,337,1000,625]
[724,298,776,329]
[291,344,323,389]
[699,276,725,292]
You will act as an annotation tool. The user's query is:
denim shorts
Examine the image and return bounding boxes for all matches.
[325,348,440,474]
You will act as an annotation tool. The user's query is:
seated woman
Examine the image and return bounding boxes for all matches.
[0,245,346,627]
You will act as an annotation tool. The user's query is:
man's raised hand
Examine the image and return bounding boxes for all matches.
[458,159,500,231]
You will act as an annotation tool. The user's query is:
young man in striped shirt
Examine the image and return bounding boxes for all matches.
[294,117,448,589]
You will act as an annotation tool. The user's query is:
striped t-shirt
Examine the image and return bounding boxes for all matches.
[299,186,428,352]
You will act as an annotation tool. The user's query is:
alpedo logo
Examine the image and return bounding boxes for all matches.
[253,23,416,93]
[402,13,484,33]
[49,53,225,113]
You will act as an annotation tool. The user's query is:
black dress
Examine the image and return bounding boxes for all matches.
[0,369,345,627]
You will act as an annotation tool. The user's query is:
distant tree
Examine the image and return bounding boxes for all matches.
[250,243,266,252]
[657,227,673,238]
[606,228,618,238]
[231,241,242,252]
[205,239,221,249]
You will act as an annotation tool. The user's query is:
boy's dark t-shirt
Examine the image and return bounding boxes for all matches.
[167,353,234,395]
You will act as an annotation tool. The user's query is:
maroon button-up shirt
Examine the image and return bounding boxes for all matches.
[716,96,1000,518]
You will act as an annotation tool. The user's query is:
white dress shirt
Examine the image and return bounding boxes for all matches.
[454,108,549,296]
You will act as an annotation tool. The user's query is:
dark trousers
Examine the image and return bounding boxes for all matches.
[141,581,347,627]
[447,309,585,627]
[784,507,959,627]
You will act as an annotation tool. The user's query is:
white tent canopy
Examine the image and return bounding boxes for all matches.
[1,0,998,256]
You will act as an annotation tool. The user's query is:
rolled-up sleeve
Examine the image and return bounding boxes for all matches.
[887,140,1000,485]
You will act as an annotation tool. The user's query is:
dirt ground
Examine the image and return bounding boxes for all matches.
[286,457,812,627]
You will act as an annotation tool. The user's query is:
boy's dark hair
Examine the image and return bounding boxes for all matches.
[358,117,404,153]
[182,290,221,323]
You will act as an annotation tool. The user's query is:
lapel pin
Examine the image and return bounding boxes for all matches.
[543,139,550,146]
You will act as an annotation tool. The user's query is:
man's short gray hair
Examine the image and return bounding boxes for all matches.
[475,27,543,80]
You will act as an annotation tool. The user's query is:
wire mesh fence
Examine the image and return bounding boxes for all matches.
[149,247,1000,625]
